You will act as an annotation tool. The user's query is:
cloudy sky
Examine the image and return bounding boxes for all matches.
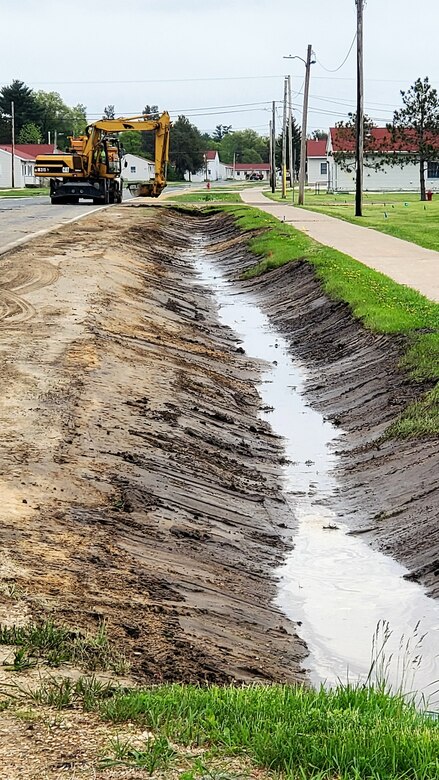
[1,0,438,136]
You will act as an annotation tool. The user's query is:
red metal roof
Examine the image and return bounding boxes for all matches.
[204,150,217,160]
[234,163,270,170]
[0,143,56,160]
[329,127,439,153]
[307,139,326,157]
[0,146,34,160]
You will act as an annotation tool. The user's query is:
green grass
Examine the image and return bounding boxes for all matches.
[208,204,439,438]
[3,674,438,778]
[0,187,48,197]
[97,683,439,780]
[170,191,242,203]
[0,620,127,673]
[265,190,439,253]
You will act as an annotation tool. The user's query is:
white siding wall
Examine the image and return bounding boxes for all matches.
[307,156,328,186]
[121,153,154,182]
[329,156,439,192]
[0,149,27,188]
[185,154,223,182]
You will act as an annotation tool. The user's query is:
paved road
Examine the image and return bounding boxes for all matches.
[240,188,439,303]
[0,186,188,255]
[0,195,108,254]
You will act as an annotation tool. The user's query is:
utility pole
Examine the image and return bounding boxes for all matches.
[269,120,273,191]
[355,0,364,217]
[11,101,15,189]
[298,44,313,205]
[281,77,288,198]
[287,75,294,203]
[271,100,276,193]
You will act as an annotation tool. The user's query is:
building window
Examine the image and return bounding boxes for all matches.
[320,162,328,175]
[427,161,439,178]
[130,166,136,174]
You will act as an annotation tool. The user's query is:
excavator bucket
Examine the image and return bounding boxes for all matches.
[128,181,166,198]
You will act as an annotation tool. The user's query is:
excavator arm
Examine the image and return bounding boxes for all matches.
[86,112,171,196]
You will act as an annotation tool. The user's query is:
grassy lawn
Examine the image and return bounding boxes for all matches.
[1,676,438,778]
[0,187,49,197]
[209,204,439,438]
[170,191,242,203]
[264,190,439,252]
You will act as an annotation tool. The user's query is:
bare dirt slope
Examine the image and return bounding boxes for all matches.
[0,204,306,688]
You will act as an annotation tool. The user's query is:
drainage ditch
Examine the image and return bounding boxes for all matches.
[191,224,439,706]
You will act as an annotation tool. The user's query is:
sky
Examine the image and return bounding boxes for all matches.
[1,0,439,137]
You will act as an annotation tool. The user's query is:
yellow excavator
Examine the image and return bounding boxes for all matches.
[34,112,171,205]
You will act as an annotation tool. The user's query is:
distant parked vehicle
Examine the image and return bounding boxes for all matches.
[247,172,264,181]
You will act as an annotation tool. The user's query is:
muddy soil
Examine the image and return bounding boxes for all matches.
[0,204,307,690]
[205,213,439,597]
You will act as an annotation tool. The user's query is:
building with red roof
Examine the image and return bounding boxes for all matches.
[306,139,328,188]
[0,144,58,188]
[327,127,439,192]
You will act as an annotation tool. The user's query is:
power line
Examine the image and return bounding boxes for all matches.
[26,74,438,86]
[316,31,357,73]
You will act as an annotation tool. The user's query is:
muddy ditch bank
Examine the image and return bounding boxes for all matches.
[0,203,307,685]
[203,210,439,597]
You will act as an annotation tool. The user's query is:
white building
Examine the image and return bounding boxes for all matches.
[0,143,57,188]
[185,151,236,182]
[121,153,155,183]
[327,127,439,192]
[306,139,328,188]
[233,162,270,181]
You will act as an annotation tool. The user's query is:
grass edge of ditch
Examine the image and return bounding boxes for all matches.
[201,203,439,439]
[3,677,438,780]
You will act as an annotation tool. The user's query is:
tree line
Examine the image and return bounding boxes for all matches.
[0,80,302,180]
[0,80,87,147]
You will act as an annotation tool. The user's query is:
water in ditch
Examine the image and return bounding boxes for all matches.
[193,247,439,709]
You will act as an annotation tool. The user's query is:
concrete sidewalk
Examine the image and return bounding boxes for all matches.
[240,188,439,303]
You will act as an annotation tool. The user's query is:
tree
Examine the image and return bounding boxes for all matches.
[219,129,269,164]
[0,80,42,137]
[119,130,143,157]
[275,119,301,174]
[35,90,72,144]
[387,77,439,200]
[103,104,115,119]
[66,104,87,137]
[212,124,232,141]
[312,129,328,140]
[141,104,160,159]
[169,115,205,180]
[18,122,41,144]
[332,113,383,173]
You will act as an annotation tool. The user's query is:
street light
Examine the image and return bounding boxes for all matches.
[284,46,316,205]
